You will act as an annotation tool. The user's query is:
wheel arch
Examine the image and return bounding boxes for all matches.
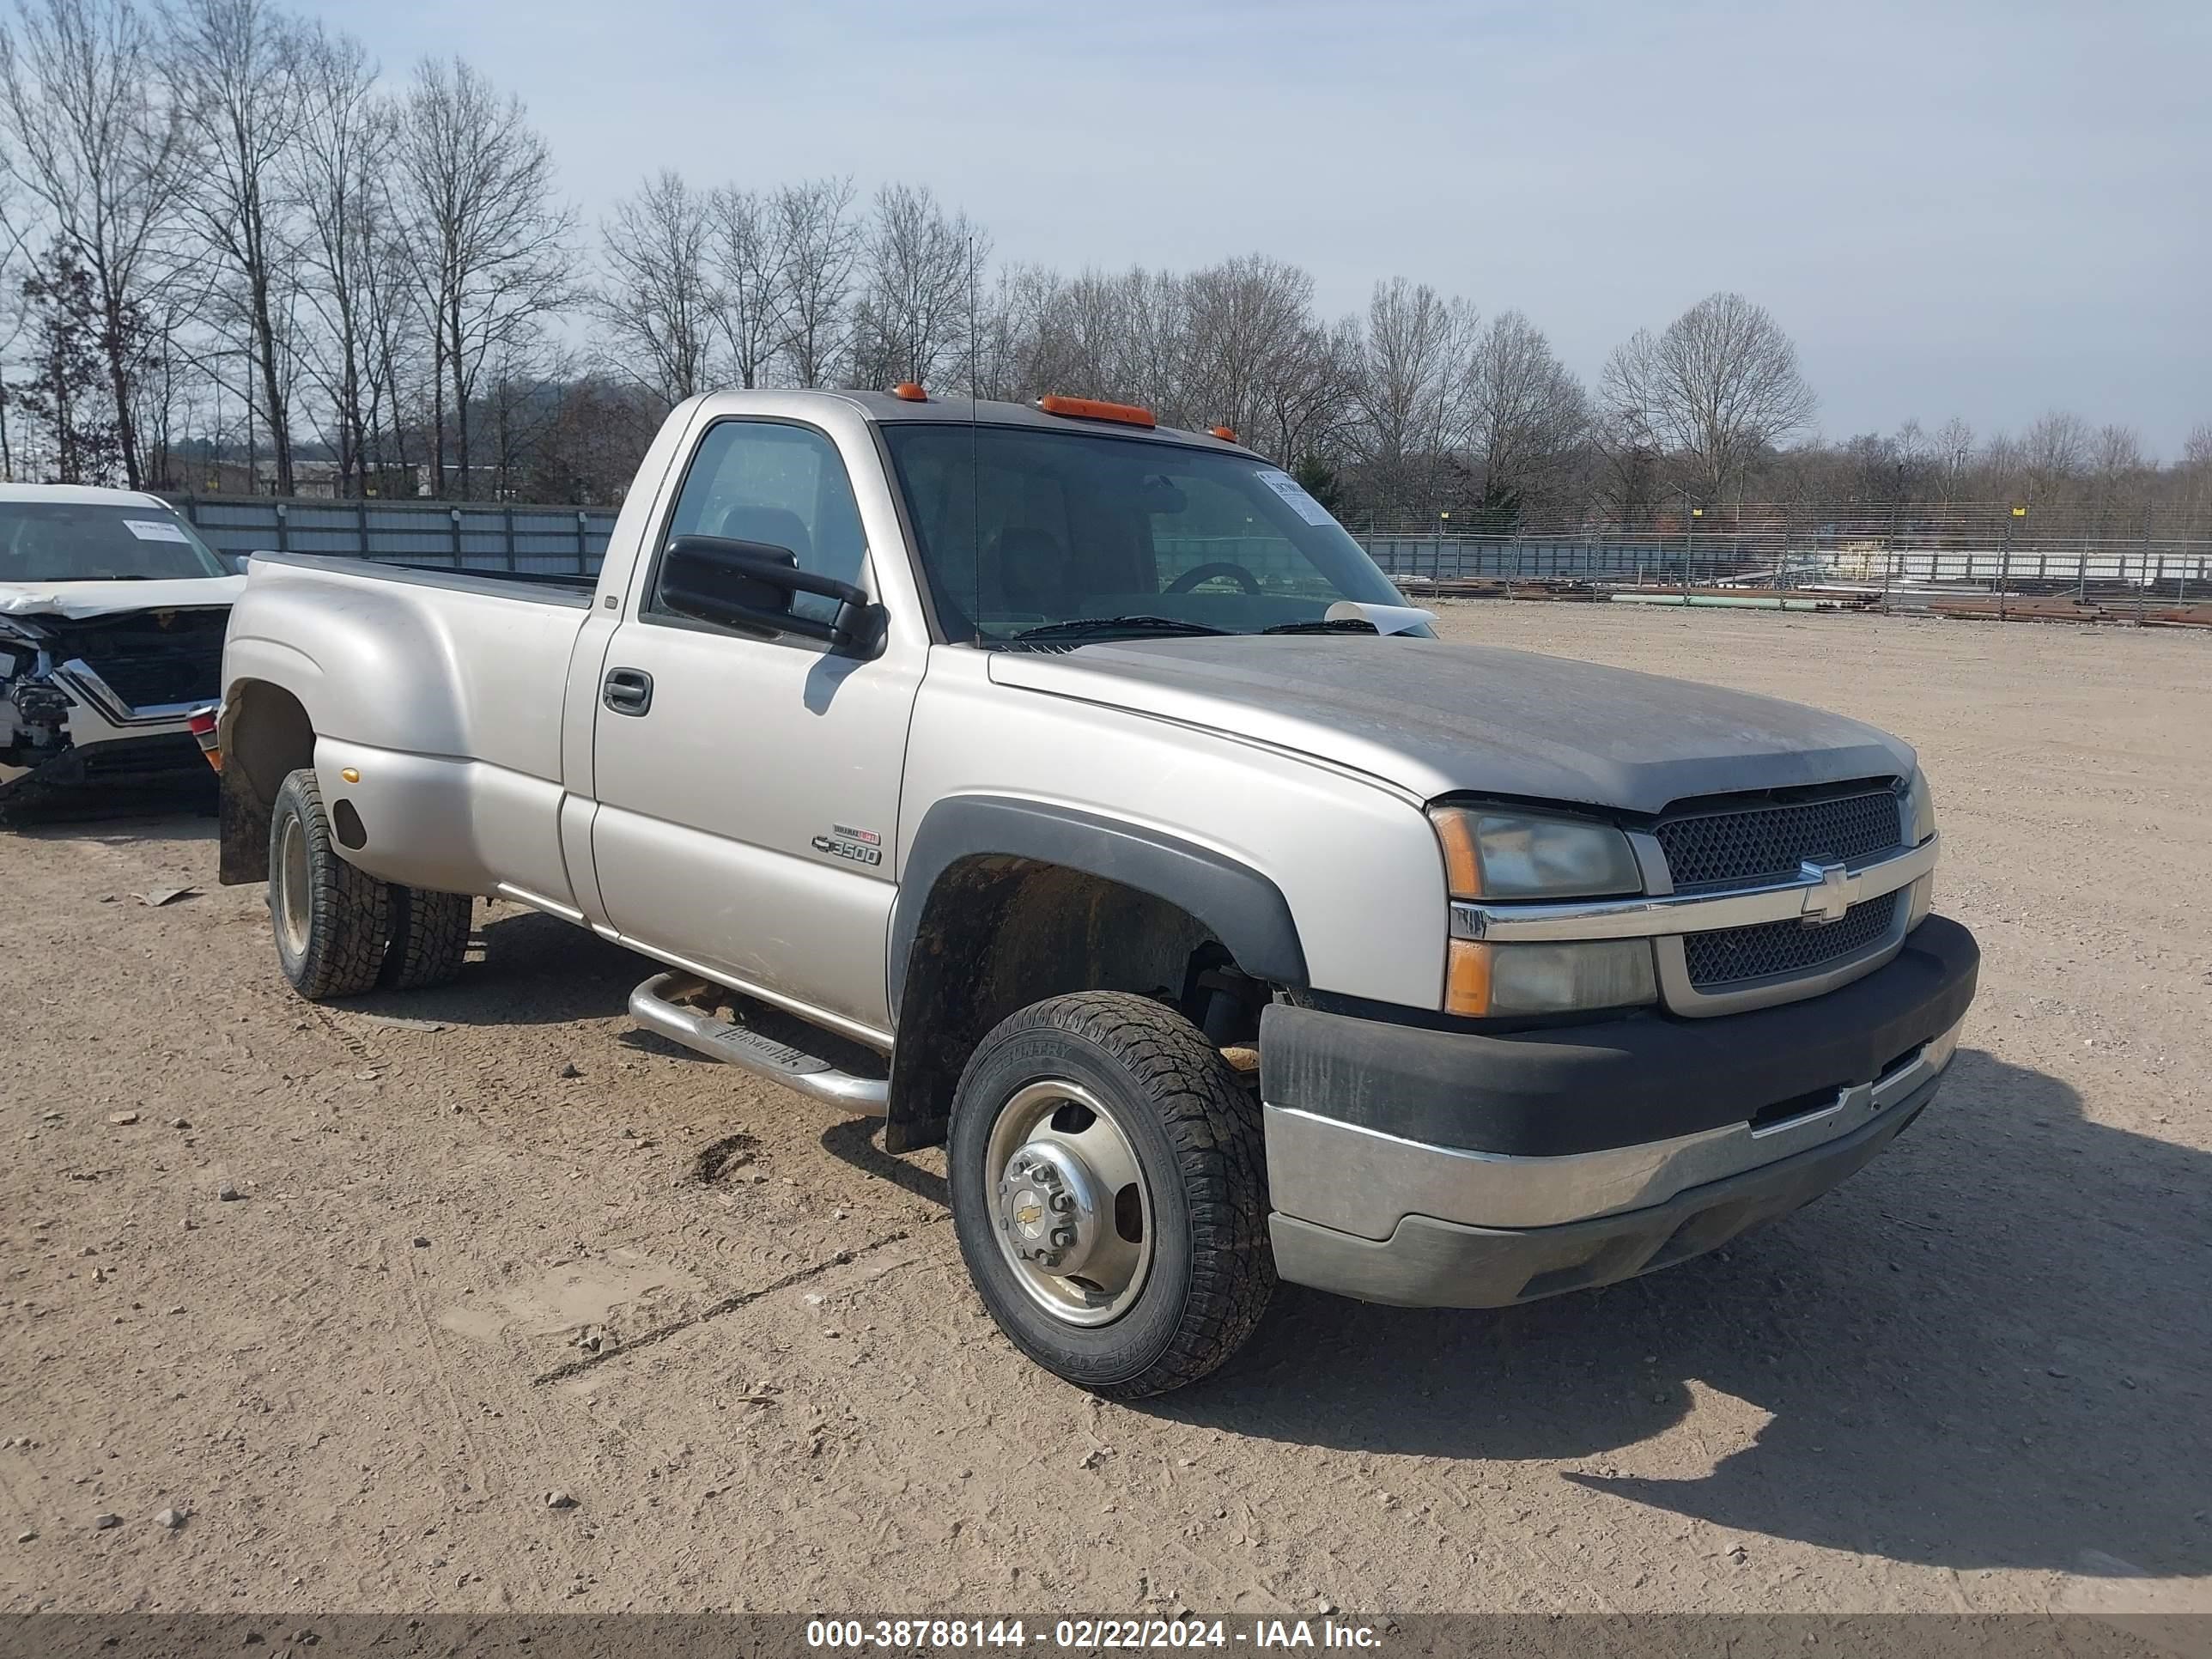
[882,795,1307,1153]
[217,678,316,884]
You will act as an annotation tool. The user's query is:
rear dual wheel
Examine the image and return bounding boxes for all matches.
[268,768,471,1000]
[947,992,1275,1399]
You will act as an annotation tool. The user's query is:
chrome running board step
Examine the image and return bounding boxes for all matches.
[628,973,888,1115]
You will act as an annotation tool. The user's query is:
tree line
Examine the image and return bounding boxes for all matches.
[3,0,2208,534]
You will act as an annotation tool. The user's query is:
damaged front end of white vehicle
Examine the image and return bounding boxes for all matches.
[0,488,244,817]
[0,605,234,814]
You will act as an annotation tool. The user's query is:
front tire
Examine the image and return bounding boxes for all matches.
[948,992,1275,1398]
[269,768,390,1000]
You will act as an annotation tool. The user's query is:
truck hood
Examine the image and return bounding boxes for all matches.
[987,635,1915,816]
[0,574,244,621]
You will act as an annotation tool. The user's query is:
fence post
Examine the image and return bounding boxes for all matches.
[504,504,517,572]
[1998,516,2012,623]
[274,500,289,553]
[450,506,463,565]
[2130,516,2144,621]
[575,512,589,573]
[1883,505,1897,612]
[356,497,369,559]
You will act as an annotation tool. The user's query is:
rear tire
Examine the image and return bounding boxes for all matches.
[380,886,473,990]
[268,768,390,1000]
[948,991,1275,1398]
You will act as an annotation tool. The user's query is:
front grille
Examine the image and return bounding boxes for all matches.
[1656,787,1903,890]
[1684,890,1899,988]
[82,644,223,708]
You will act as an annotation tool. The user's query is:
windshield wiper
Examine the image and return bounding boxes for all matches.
[1261,617,1380,635]
[1008,615,1230,642]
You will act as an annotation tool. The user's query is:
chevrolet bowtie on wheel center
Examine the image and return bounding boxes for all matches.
[208,388,1978,1395]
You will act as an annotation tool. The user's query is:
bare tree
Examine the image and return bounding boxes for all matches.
[1179,254,1345,464]
[1931,416,1975,503]
[388,56,574,496]
[2019,409,2090,502]
[289,24,393,494]
[1462,309,1589,522]
[0,161,32,477]
[165,0,310,492]
[1602,291,1815,501]
[848,182,984,392]
[1346,276,1474,522]
[772,175,856,388]
[705,184,784,391]
[597,168,711,407]
[0,0,188,485]
[2087,422,2144,512]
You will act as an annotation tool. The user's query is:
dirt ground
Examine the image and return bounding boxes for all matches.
[3,605,2207,1618]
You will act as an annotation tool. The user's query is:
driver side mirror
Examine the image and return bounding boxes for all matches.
[659,535,883,656]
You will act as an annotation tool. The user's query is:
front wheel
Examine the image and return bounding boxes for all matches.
[948,992,1275,1398]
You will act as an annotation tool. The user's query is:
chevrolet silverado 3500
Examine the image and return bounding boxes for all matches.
[213,389,1978,1396]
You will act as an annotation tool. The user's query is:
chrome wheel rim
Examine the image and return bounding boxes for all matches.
[985,1079,1153,1328]
[276,812,312,960]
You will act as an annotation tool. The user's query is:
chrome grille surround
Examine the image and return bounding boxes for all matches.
[1643,783,1911,1015]
[1448,781,1929,1019]
[1681,889,1900,989]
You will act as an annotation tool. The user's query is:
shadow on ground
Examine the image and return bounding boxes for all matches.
[1146,1048,2211,1579]
[215,890,2212,1582]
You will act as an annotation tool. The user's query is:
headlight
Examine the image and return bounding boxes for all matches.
[1429,806,1642,900]
[1445,939,1656,1018]
[1904,767,1937,845]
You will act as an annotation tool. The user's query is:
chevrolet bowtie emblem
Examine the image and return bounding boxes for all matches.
[1799,860,1852,927]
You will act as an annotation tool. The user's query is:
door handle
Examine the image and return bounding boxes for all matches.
[602,667,653,715]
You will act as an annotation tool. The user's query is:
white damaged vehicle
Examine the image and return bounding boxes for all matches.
[0,484,244,815]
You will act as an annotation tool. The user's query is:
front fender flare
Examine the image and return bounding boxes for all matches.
[888,794,1307,1017]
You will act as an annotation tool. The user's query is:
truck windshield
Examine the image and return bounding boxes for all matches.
[0,502,230,583]
[878,422,1417,642]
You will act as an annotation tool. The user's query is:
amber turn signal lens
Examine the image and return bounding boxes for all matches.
[890,382,928,401]
[1444,939,1493,1017]
[1208,424,1237,441]
[1429,807,1484,899]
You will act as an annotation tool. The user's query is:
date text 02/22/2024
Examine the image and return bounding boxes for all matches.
[803,1618,1386,1650]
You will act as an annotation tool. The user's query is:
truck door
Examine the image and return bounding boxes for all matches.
[587,416,921,1038]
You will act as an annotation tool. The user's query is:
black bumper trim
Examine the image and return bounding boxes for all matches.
[1269,1071,1937,1308]
[1260,914,1978,1158]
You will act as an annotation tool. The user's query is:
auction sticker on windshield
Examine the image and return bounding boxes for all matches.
[1254,468,1336,527]
[124,519,191,543]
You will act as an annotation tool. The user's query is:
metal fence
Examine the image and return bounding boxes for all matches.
[1362,532,2209,606]
[164,494,618,573]
[161,491,2209,615]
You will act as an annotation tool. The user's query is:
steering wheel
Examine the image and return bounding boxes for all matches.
[1163,561,1262,595]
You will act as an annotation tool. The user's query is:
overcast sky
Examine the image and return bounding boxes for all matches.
[301,0,2207,455]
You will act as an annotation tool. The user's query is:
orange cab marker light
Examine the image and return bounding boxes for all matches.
[1036,393,1156,428]
[890,382,928,402]
[1209,424,1237,441]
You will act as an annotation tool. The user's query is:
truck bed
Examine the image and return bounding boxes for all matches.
[249,551,598,606]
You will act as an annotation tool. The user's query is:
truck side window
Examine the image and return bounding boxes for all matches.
[649,419,866,629]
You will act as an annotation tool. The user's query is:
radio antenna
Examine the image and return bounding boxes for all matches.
[967,232,981,641]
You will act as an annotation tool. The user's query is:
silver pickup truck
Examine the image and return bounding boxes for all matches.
[212,388,1979,1396]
